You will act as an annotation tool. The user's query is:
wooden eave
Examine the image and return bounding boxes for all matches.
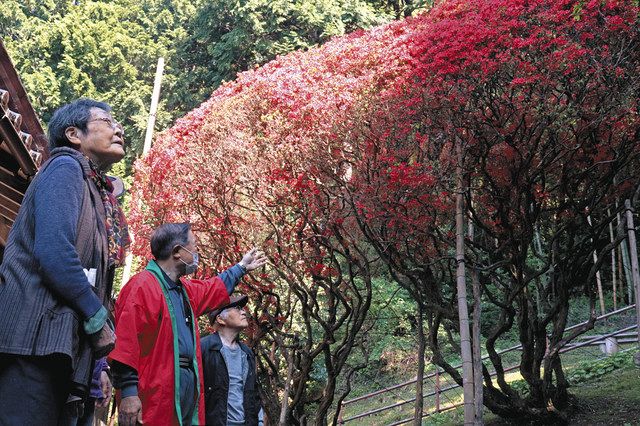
[0,37,48,247]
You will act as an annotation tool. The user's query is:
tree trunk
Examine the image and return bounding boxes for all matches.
[455,140,475,424]
[413,303,426,425]
[279,349,295,426]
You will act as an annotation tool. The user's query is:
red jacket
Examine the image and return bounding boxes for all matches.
[110,268,230,425]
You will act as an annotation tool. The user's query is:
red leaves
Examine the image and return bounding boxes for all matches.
[128,0,640,307]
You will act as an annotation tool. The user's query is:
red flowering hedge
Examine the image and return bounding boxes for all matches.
[131,0,639,420]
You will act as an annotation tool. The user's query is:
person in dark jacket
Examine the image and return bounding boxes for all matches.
[201,295,262,426]
[0,99,129,425]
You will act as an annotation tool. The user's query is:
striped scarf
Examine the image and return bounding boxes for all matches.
[87,161,130,267]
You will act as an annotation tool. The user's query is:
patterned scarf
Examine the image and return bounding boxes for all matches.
[87,161,130,267]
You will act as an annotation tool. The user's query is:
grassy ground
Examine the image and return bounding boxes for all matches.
[473,359,640,425]
[564,364,640,425]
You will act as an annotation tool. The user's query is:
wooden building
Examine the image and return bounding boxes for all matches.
[0,38,47,255]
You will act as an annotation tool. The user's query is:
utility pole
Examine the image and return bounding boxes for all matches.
[143,57,165,155]
[121,57,164,286]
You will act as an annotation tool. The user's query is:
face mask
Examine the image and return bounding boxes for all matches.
[179,246,199,275]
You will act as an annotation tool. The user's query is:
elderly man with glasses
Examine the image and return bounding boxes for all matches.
[109,223,266,426]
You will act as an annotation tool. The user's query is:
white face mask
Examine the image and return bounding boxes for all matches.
[179,246,199,275]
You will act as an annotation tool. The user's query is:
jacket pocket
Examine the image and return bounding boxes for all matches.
[33,307,80,357]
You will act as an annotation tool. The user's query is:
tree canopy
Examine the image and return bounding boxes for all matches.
[130,0,640,422]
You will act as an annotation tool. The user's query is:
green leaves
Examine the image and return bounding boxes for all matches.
[167,0,392,114]
[1,0,199,164]
[567,351,633,385]
[1,0,393,167]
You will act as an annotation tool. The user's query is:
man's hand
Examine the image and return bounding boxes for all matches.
[119,395,143,425]
[96,370,112,408]
[239,248,268,272]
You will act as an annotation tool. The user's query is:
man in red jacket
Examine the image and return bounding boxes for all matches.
[109,223,266,426]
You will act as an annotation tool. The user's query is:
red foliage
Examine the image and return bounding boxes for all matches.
[130,0,639,419]
[130,0,640,307]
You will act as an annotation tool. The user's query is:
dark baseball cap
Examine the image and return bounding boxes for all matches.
[208,294,249,325]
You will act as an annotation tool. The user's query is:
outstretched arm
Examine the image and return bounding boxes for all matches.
[218,248,268,294]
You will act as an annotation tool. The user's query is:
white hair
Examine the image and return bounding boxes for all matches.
[217,308,232,321]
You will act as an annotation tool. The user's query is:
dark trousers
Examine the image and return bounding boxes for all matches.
[0,354,72,426]
[180,366,198,425]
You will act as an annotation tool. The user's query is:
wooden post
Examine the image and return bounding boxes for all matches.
[624,200,640,348]
[455,140,474,425]
[120,57,165,286]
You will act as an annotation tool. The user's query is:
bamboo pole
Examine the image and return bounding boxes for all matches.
[413,304,426,425]
[142,57,165,155]
[471,268,483,425]
[624,200,640,348]
[618,246,625,304]
[608,209,617,310]
[455,141,474,425]
[435,368,441,413]
[588,216,606,315]
[618,208,633,303]
[468,201,483,425]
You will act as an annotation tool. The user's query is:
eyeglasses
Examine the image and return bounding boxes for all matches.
[89,116,123,131]
[179,245,199,256]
